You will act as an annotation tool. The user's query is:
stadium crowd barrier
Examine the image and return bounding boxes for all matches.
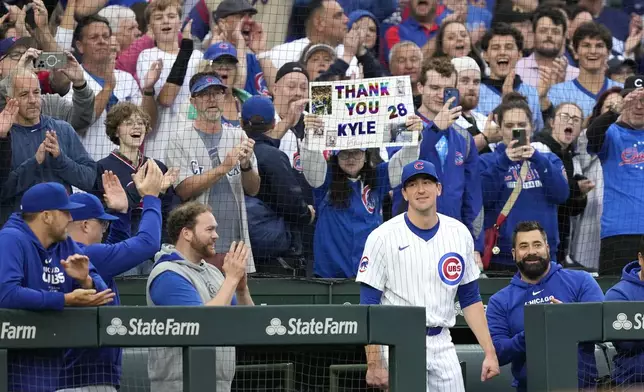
[526,302,644,392]
[0,305,425,392]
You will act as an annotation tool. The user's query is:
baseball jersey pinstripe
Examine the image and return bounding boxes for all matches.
[356,212,480,327]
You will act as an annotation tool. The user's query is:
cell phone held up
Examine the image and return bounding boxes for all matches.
[34,52,67,70]
[443,88,460,110]
[512,128,528,147]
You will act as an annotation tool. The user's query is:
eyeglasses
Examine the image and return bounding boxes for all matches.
[0,51,25,62]
[557,113,582,125]
[193,89,225,99]
[337,150,365,160]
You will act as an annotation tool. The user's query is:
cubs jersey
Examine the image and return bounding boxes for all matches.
[356,213,480,327]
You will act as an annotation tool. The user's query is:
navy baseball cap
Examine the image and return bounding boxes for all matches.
[241,96,275,126]
[190,74,227,95]
[401,160,439,186]
[20,183,85,213]
[204,42,239,63]
[0,37,38,58]
[69,193,119,221]
[622,74,644,97]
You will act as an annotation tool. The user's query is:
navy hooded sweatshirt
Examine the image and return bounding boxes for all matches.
[60,196,163,389]
[0,213,109,392]
[0,115,97,225]
[486,262,604,391]
[605,261,644,385]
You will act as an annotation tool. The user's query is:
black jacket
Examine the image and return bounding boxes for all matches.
[533,131,587,256]
[249,132,313,226]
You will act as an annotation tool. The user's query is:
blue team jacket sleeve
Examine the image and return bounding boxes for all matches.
[462,136,484,251]
[84,196,162,281]
[105,211,131,245]
[149,271,204,306]
[479,150,512,209]
[605,288,644,351]
[486,294,526,366]
[577,273,604,303]
[529,150,569,204]
[457,280,482,309]
[359,284,383,305]
[0,235,65,310]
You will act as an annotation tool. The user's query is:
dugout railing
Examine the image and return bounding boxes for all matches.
[0,305,425,392]
[526,302,644,392]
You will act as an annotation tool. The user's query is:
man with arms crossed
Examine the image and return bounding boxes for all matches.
[486,221,604,391]
[146,201,254,392]
[357,160,499,391]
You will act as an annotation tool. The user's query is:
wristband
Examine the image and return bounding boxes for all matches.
[481,132,490,144]
[143,88,155,96]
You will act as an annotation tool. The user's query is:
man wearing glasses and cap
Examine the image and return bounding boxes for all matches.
[0,182,114,392]
[0,37,95,132]
[587,75,644,275]
[166,71,259,273]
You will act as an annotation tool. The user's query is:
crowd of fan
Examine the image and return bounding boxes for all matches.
[0,0,642,280]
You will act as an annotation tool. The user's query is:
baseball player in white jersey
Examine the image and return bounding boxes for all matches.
[357,159,500,391]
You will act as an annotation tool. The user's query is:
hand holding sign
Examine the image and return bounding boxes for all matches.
[405,115,423,133]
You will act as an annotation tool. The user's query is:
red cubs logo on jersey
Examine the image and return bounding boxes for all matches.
[361,185,376,213]
[414,161,424,170]
[255,72,270,96]
[438,253,465,286]
[293,152,302,171]
[358,256,369,273]
[454,151,464,166]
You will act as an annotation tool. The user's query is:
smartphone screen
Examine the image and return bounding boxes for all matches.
[443,88,460,110]
[512,128,527,147]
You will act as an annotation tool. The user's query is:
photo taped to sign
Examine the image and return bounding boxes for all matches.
[305,76,418,151]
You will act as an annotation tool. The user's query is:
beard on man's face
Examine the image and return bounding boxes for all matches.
[191,236,216,259]
[460,94,478,111]
[516,252,550,280]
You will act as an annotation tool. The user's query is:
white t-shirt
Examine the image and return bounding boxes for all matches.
[69,69,142,160]
[136,47,203,161]
[268,38,360,79]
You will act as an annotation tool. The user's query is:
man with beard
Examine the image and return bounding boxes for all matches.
[358,159,499,392]
[165,71,259,273]
[486,220,604,392]
[0,182,114,392]
[383,0,449,64]
[477,23,544,131]
[450,56,501,154]
[146,201,254,392]
[391,57,484,268]
[515,8,579,90]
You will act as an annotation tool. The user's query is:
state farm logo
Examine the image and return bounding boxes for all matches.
[613,313,633,331]
[106,317,200,336]
[265,317,358,336]
[0,322,36,339]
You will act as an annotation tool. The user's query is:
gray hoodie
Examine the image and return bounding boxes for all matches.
[145,244,235,392]
[0,77,95,134]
